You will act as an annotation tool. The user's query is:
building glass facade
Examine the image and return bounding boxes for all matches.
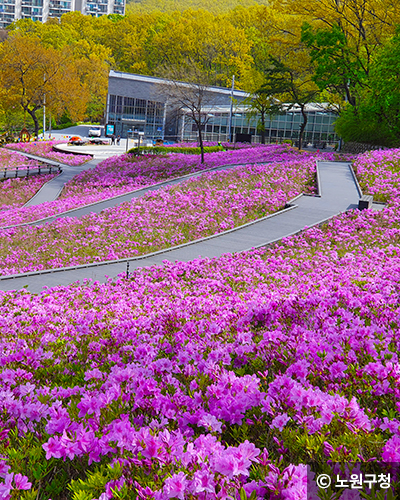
[107,93,165,140]
[106,71,339,145]
[181,105,338,145]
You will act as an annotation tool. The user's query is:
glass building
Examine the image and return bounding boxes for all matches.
[180,104,338,145]
[106,71,339,145]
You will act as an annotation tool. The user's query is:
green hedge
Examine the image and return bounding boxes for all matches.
[52,121,77,130]
[127,145,225,155]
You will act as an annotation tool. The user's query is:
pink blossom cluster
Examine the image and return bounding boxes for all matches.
[5,141,91,166]
[0,196,399,497]
[353,147,400,202]
[0,145,331,227]
[63,143,324,197]
[0,149,56,210]
[0,146,399,498]
[0,147,44,171]
[170,141,262,149]
[0,174,56,211]
[0,157,316,274]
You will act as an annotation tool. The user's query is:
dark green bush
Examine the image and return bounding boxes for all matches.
[52,121,77,130]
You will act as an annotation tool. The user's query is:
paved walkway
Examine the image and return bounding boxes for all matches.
[1,148,106,207]
[19,162,266,227]
[0,161,382,293]
[55,142,133,159]
[23,156,103,207]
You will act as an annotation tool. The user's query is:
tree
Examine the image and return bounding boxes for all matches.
[243,92,280,144]
[274,0,400,108]
[70,40,112,122]
[144,9,253,87]
[157,64,219,163]
[0,34,89,137]
[271,0,399,50]
[335,29,400,146]
[260,57,319,150]
[301,22,369,109]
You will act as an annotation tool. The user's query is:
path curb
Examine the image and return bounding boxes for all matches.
[0,203,298,281]
[2,160,275,229]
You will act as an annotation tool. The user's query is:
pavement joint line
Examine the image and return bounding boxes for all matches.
[0,203,299,281]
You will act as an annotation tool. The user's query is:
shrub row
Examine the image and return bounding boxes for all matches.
[127,145,225,155]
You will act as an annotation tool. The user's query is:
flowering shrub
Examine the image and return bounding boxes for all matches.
[5,141,92,166]
[353,147,400,202]
[0,174,56,211]
[0,148,40,171]
[0,157,315,274]
[0,146,399,499]
[172,142,270,149]
[0,149,56,211]
[0,200,400,498]
[0,145,331,227]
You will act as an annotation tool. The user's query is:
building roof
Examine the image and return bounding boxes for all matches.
[109,70,249,99]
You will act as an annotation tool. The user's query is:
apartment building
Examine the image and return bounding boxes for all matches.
[0,0,125,27]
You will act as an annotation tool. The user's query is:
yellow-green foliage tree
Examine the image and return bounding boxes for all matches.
[141,9,254,87]
[0,33,89,136]
[127,0,268,15]
[3,0,398,138]
[273,0,400,106]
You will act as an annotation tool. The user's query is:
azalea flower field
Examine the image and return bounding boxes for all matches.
[0,153,317,274]
[0,145,328,227]
[0,145,399,499]
[0,149,57,211]
[5,141,92,166]
[0,149,41,172]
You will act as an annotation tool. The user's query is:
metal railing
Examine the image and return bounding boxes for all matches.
[1,164,62,180]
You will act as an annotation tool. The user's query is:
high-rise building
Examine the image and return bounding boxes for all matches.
[0,0,125,28]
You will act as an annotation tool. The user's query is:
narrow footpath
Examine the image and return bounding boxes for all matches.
[23,162,270,227]
[23,157,103,207]
[1,148,102,207]
[0,161,381,294]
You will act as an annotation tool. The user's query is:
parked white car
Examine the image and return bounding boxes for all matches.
[88,127,101,137]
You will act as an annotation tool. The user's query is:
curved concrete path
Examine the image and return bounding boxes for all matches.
[0,161,384,294]
[9,162,271,228]
[23,157,103,207]
[0,148,102,207]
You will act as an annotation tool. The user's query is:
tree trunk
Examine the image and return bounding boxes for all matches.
[197,119,205,164]
[299,106,308,151]
[260,111,266,144]
[26,107,40,138]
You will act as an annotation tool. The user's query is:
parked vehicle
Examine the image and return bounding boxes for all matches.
[88,127,101,137]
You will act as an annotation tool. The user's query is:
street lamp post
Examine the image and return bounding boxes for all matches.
[43,74,46,140]
[228,75,235,143]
